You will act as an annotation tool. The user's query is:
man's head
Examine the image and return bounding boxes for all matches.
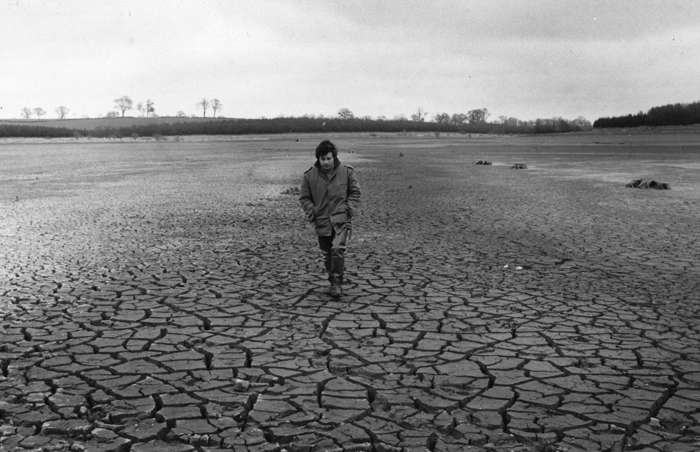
[315,140,338,172]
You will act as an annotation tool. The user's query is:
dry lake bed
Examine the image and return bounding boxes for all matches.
[1,131,699,451]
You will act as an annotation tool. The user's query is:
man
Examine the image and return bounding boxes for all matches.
[300,140,361,298]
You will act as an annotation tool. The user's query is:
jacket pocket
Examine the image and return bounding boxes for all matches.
[330,211,347,224]
[315,216,332,235]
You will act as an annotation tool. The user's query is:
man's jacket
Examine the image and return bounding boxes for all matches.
[299,160,360,237]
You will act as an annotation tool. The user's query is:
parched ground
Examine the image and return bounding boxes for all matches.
[1,133,699,451]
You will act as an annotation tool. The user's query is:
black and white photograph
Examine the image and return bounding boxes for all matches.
[1,1,699,451]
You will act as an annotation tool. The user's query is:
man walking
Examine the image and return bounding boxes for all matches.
[300,140,361,298]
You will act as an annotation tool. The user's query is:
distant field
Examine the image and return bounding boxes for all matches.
[0,115,218,131]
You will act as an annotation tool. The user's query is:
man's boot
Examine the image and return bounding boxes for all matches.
[329,274,343,298]
[328,249,345,298]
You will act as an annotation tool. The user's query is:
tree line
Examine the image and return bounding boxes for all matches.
[0,123,74,138]
[594,101,700,128]
[0,114,592,138]
[111,96,225,119]
[4,97,593,137]
[17,95,224,121]
[21,106,68,120]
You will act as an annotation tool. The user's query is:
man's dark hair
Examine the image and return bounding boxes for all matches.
[315,140,338,159]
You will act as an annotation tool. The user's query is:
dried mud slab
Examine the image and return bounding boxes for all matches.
[1,134,699,451]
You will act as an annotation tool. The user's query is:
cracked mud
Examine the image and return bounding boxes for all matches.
[1,134,699,451]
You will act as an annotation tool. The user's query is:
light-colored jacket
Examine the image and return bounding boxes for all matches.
[299,160,360,237]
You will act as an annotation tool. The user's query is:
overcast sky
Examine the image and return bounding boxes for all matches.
[2,0,699,122]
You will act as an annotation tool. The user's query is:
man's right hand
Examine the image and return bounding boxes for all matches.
[306,210,315,222]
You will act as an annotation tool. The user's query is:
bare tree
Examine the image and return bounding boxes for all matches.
[145,99,155,118]
[210,98,222,118]
[21,107,32,119]
[136,102,144,117]
[450,113,468,125]
[197,98,209,118]
[337,107,354,120]
[411,106,427,122]
[572,116,592,129]
[501,117,522,129]
[467,108,489,124]
[56,106,69,119]
[434,112,450,124]
[33,107,46,119]
[114,96,133,117]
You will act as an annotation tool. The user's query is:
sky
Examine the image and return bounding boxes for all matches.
[2,0,700,122]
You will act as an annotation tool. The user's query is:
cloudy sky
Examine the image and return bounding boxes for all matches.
[1,0,699,122]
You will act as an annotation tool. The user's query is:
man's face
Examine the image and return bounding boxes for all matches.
[319,152,334,171]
